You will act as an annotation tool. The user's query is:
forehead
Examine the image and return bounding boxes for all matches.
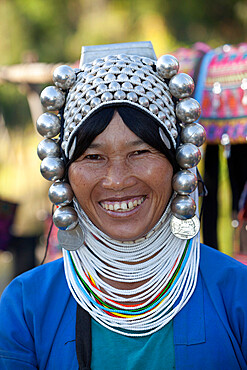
[89,111,145,148]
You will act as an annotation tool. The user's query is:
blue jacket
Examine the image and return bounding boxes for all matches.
[0,244,247,369]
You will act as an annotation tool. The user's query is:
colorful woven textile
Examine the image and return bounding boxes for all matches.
[172,42,210,79]
[200,44,247,144]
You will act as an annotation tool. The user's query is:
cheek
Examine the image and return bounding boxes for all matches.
[68,164,91,196]
[138,160,173,193]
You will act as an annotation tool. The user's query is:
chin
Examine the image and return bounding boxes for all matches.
[101,226,148,242]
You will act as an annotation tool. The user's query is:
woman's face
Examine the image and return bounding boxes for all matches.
[69,111,173,241]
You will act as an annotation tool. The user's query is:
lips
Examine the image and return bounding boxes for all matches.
[100,196,146,212]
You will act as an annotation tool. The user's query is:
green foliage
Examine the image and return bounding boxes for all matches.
[0,85,30,129]
[0,0,81,64]
[162,0,247,45]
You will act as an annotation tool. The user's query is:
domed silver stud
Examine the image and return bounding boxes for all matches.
[109,81,120,90]
[96,83,108,93]
[68,122,76,131]
[53,206,78,230]
[91,66,101,75]
[74,113,83,123]
[172,170,198,195]
[181,122,206,147]
[149,104,159,115]
[127,92,138,102]
[122,67,132,75]
[77,98,86,107]
[53,65,76,90]
[142,57,154,66]
[142,81,152,90]
[134,86,145,94]
[117,73,128,82]
[85,74,94,83]
[158,111,166,121]
[36,112,61,138]
[176,143,201,169]
[114,90,126,100]
[146,91,155,101]
[169,73,194,99]
[96,69,107,77]
[48,181,74,205]
[92,58,104,66]
[101,92,113,102]
[90,97,101,108]
[156,55,179,79]
[153,87,162,96]
[130,76,141,85]
[40,86,65,111]
[81,105,91,116]
[171,128,178,139]
[176,98,201,123]
[109,66,120,74]
[116,61,126,68]
[86,90,96,100]
[130,55,141,63]
[122,81,133,90]
[82,83,91,92]
[37,139,60,160]
[104,73,116,82]
[40,157,65,181]
[92,77,104,86]
[146,75,156,84]
[136,70,145,79]
[139,96,149,107]
[103,61,113,69]
[171,195,196,220]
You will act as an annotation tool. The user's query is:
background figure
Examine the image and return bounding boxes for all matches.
[173,43,247,252]
[199,44,247,252]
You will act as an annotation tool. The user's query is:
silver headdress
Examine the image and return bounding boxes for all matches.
[36,42,206,247]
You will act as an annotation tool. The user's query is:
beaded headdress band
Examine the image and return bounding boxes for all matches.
[36,42,205,246]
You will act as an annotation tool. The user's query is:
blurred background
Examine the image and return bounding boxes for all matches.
[0,0,247,293]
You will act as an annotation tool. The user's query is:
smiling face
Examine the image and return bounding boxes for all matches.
[68,111,173,241]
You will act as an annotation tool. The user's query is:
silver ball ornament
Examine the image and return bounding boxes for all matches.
[40,86,65,111]
[172,170,198,195]
[36,112,61,138]
[156,55,179,79]
[40,157,65,181]
[169,73,194,99]
[176,143,201,169]
[181,123,206,147]
[171,195,196,220]
[53,206,78,230]
[114,90,126,100]
[37,139,60,160]
[53,65,76,90]
[48,182,74,205]
[176,98,201,124]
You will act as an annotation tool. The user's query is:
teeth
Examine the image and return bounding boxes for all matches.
[101,197,145,212]
[114,203,120,211]
[121,202,127,210]
[128,201,134,210]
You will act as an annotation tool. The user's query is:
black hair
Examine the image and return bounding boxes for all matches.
[66,104,178,172]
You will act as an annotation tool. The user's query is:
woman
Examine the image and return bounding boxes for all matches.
[0,42,247,369]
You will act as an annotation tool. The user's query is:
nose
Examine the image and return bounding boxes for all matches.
[102,160,136,190]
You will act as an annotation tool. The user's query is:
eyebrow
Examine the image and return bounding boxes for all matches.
[87,139,145,149]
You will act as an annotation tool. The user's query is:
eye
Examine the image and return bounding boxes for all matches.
[84,154,102,160]
[132,149,150,156]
